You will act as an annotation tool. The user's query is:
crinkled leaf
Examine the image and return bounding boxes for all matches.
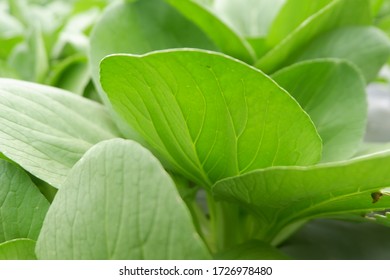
[272,60,367,162]
[293,26,390,82]
[0,78,120,188]
[166,0,256,63]
[0,160,49,243]
[100,50,322,188]
[256,0,372,73]
[36,139,211,260]
[213,151,390,244]
[0,239,36,260]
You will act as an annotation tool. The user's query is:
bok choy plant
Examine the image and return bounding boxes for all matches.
[1,0,390,260]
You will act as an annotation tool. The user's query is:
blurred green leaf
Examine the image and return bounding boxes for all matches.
[281,219,390,259]
[166,0,255,63]
[47,55,90,95]
[256,0,372,73]
[273,59,367,162]
[293,26,390,82]
[8,27,48,82]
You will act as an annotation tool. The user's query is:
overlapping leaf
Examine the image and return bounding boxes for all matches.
[256,0,372,73]
[213,151,390,244]
[267,0,332,47]
[89,0,216,139]
[166,0,257,63]
[272,60,367,162]
[100,49,322,187]
[36,139,211,260]
[89,0,215,103]
[292,26,390,82]
[0,78,120,187]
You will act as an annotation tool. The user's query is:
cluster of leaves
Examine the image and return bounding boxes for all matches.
[2,0,390,260]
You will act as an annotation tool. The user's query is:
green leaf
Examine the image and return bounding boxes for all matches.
[0,11,23,59]
[89,0,216,140]
[293,26,390,82]
[376,1,390,36]
[281,219,390,259]
[267,0,332,47]
[47,55,90,95]
[272,59,367,162]
[256,0,372,73]
[208,0,286,39]
[214,240,290,260]
[0,159,49,243]
[166,0,257,63]
[371,0,384,16]
[0,78,120,188]
[100,50,322,188]
[213,151,390,245]
[89,0,215,105]
[0,239,36,260]
[36,139,211,260]
[8,27,49,83]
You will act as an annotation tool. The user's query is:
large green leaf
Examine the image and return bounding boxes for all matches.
[167,0,255,62]
[256,0,372,73]
[0,159,49,243]
[36,139,211,260]
[272,60,367,162]
[0,78,120,188]
[100,50,322,188]
[0,239,36,260]
[293,26,390,82]
[213,151,390,245]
